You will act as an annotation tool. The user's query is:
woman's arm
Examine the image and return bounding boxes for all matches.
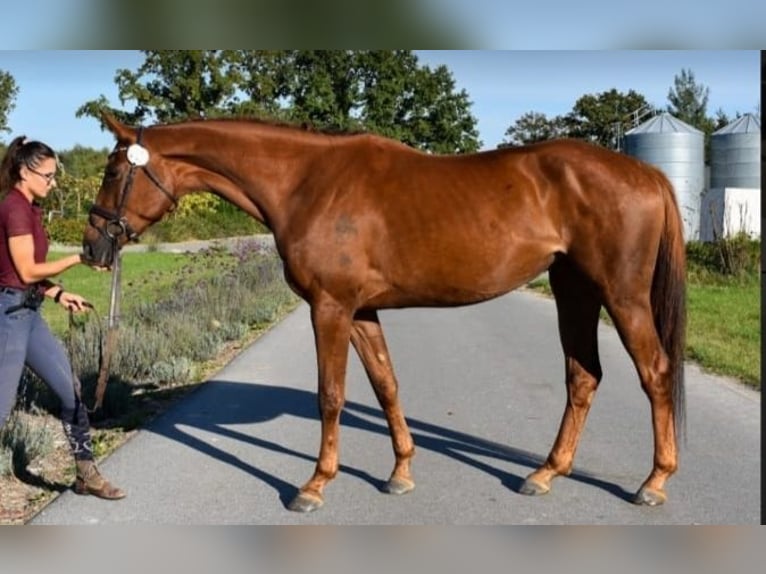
[8,234,82,284]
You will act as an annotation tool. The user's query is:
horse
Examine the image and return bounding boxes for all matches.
[83,112,686,513]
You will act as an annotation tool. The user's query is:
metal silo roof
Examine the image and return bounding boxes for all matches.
[625,112,703,135]
[713,113,761,135]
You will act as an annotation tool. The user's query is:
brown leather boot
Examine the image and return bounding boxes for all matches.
[74,460,126,500]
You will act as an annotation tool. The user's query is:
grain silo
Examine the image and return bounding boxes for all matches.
[624,112,705,241]
[700,113,761,240]
[710,113,760,189]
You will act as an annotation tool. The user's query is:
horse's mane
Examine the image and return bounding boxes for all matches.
[163,115,368,138]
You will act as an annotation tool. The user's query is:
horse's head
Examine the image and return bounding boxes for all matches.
[82,112,179,266]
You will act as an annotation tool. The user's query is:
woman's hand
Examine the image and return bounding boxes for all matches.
[58,291,93,313]
[79,252,111,272]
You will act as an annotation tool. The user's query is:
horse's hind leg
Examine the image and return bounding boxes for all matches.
[521,260,603,496]
[604,298,677,506]
[350,309,415,495]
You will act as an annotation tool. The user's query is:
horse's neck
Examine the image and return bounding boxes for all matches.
[188,126,326,235]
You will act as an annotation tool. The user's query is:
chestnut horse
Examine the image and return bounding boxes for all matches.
[83,113,686,513]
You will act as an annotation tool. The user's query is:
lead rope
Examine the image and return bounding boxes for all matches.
[93,249,122,412]
[67,248,122,414]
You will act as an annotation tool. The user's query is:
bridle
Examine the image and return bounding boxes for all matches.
[88,127,178,248]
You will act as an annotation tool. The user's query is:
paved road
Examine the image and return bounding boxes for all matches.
[31,290,760,524]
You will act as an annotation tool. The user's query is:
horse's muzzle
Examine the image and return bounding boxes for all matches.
[82,227,117,267]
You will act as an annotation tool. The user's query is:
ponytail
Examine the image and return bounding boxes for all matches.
[0,136,57,197]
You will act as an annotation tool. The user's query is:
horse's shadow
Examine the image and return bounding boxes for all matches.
[148,379,634,509]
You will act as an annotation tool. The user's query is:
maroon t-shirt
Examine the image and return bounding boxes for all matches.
[0,188,49,289]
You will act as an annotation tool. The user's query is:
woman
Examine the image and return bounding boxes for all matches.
[0,136,124,500]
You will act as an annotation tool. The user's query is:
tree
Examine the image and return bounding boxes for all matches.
[666,68,711,130]
[402,63,480,153]
[500,112,567,146]
[274,50,480,152]
[0,70,19,136]
[499,88,652,150]
[78,50,481,154]
[567,88,653,148]
[58,145,110,179]
[666,69,735,161]
[77,50,244,126]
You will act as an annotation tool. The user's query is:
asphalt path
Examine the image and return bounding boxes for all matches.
[31,290,760,524]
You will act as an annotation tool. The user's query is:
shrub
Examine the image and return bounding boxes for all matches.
[58,247,296,421]
[142,209,268,243]
[45,216,89,245]
[686,235,760,277]
[42,206,269,247]
[0,409,56,478]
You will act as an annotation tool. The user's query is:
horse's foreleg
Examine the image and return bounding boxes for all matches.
[288,297,353,513]
[522,262,602,496]
[350,310,415,496]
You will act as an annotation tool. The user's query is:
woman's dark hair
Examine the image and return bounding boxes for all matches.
[0,136,57,196]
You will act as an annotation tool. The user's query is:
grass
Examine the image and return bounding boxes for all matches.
[685,273,760,387]
[526,271,760,389]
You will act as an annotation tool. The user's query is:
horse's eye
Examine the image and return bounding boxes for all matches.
[104,167,120,180]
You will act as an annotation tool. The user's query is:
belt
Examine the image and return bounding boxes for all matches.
[2,286,43,314]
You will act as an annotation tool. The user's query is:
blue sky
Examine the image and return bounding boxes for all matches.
[0,50,760,152]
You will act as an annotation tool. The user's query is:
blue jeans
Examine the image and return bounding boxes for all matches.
[0,289,93,461]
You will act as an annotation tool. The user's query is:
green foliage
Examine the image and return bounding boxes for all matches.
[502,88,652,148]
[686,274,760,388]
[686,235,760,278]
[666,69,710,130]
[56,246,297,421]
[0,70,18,135]
[0,410,56,478]
[45,216,89,244]
[501,67,738,154]
[142,206,268,242]
[174,193,223,218]
[567,89,653,148]
[57,146,110,179]
[666,68,724,158]
[43,192,267,245]
[38,171,102,223]
[19,246,297,423]
[683,237,760,385]
[76,50,481,154]
[501,111,569,146]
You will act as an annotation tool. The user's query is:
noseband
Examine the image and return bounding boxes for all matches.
[88,127,178,246]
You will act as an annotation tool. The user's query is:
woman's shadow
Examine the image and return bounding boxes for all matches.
[148,379,634,509]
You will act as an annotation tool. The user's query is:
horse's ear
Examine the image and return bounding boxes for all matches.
[100,110,135,142]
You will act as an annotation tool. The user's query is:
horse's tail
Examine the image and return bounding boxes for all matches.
[651,175,687,445]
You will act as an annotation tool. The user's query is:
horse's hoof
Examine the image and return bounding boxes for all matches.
[633,487,666,506]
[382,477,415,495]
[287,492,324,513]
[519,478,550,496]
